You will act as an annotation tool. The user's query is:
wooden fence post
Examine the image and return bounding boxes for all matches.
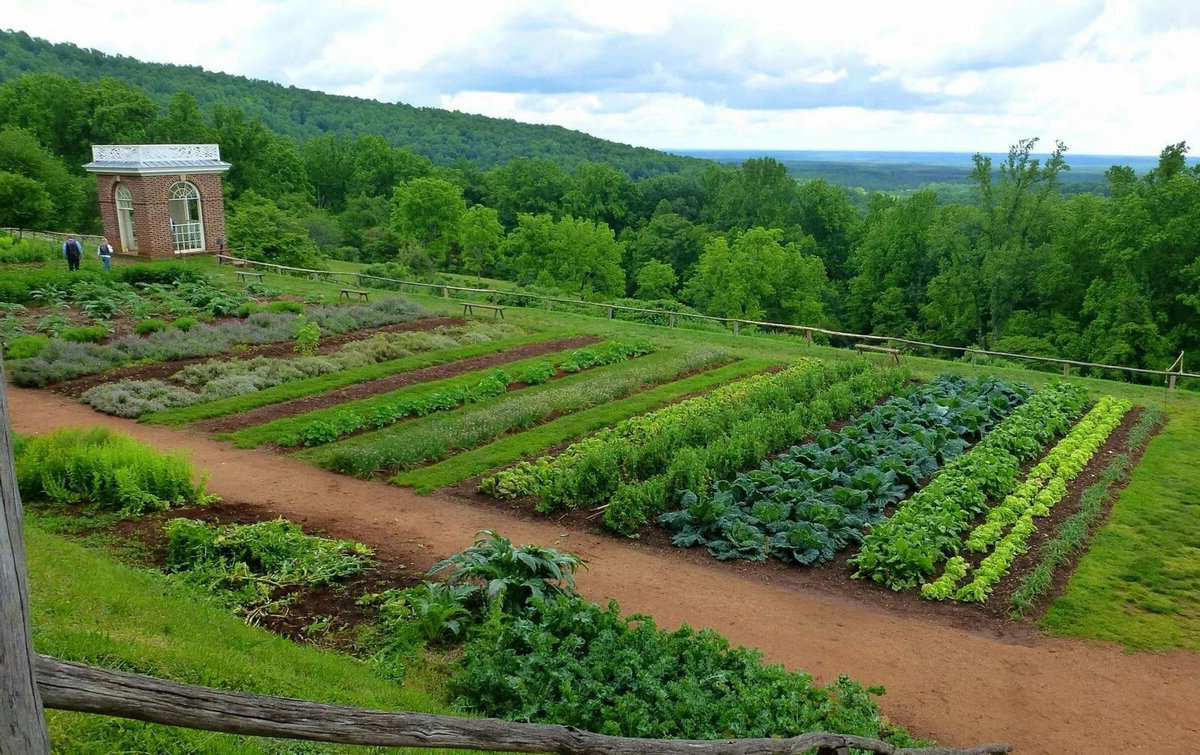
[1168,374,1177,391]
[607,306,614,319]
[668,314,676,329]
[1062,364,1069,377]
[442,287,449,299]
[733,321,740,337]
[804,329,813,347]
[0,359,52,754]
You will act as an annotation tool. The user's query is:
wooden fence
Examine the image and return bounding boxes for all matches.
[0,359,1009,755]
[213,253,1199,387]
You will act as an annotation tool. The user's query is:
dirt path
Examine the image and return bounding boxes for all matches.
[11,387,1200,754]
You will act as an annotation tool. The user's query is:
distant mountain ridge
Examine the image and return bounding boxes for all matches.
[0,29,699,176]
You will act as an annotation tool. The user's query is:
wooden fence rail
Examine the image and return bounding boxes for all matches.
[212,253,1200,385]
[35,655,1008,755]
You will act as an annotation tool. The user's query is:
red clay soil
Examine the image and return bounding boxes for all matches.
[48,316,466,398]
[10,387,1200,755]
[196,335,600,433]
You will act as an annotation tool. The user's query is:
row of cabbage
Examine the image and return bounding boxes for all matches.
[658,375,1032,565]
[851,381,1092,590]
[922,395,1131,602]
[481,359,910,534]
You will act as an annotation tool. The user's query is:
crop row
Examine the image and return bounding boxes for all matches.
[1007,406,1162,617]
[851,381,1091,590]
[82,322,521,418]
[301,347,731,477]
[659,375,1031,565]
[481,359,890,512]
[921,396,1131,602]
[11,297,427,387]
[292,341,655,446]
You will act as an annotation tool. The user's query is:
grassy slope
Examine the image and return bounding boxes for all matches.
[143,332,570,426]
[173,257,1200,648]
[396,358,773,492]
[27,523,470,754]
[227,341,632,448]
[1040,407,1200,650]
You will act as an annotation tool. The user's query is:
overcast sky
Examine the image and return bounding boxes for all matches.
[7,0,1199,155]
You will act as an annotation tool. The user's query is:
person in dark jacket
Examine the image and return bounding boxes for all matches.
[62,237,82,271]
[97,237,114,271]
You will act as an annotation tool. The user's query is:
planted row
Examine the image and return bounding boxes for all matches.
[483,359,818,500]
[11,297,426,387]
[661,375,1030,565]
[294,340,654,446]
[304,348,731,477]
[926,396,1131,603]
[81,322,519,418]
[852,381,1090,590]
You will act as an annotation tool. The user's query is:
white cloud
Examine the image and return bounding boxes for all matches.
[5,0,1199,154]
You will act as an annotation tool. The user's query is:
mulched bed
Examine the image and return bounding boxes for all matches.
[48,316,465,398]
[446,404,1163,639]
[82,499,421,649]
[197,335,601,434]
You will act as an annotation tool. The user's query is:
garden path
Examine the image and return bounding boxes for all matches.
[10,386,1200,755]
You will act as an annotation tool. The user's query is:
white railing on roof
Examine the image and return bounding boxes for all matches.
[91,144,222,163]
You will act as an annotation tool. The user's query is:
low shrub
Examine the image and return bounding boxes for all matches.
[164,518,371,618]
[5,334,49,359]
[235,301,263,318]
[116,263,206,286]
[267,300,305,314]
[171,316,199,331]
[60,325,109,343]
[134,318,169,335]
[81,380,201,418]
[14,426,212,514]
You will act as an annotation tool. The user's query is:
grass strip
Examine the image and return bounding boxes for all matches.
[1009,406,1165,618]
[26,524,459,754]
[299,347,733,477]
[395,359,774,492]
[227,341,636,448]
[142,331,566,425]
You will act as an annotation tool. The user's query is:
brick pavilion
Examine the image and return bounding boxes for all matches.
[83,144,232,259]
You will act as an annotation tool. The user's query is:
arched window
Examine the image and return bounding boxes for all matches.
[167,181,204,252]
[114,184,138,252]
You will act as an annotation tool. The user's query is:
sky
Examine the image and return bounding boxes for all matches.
[6,0,1200,155]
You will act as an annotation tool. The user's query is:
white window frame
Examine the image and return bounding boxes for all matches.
[167,181,205,253]
[114,184,138,251]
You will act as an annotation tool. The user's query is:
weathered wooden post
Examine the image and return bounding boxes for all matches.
[1062,364,1069,377]
[442,286,449,299]
[732,321,740,337]
[804,328,813,347]
[668,313,676,329]
[1168,374,1177,391]
[606,306,614,319]
[0,359,52,754]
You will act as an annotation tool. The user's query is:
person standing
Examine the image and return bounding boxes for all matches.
[62,236,82,271]
[97,237,114,272]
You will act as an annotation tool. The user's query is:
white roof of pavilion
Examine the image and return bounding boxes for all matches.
[82,144,232,175]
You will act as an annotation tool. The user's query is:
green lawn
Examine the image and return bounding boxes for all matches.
[27,523,472,754]
[1041,405,1200,650]
[395,358,774,492]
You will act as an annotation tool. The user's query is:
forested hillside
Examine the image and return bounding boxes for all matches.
[0,30,694,174]
[0,31,1197,382]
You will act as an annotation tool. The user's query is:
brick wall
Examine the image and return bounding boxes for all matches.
[91,172,228,259]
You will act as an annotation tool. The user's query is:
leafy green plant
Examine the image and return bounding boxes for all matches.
[516,361,556,385]
[427,529,583,615]
[134,318,169,335]
[165,518,371,620]
[35,312,70,337]
[5,334,48,360]
[268,300,305,314]
[293,315,321,357]
[14,426,213,515]
[171,316,199,331]
[60,325,108,343]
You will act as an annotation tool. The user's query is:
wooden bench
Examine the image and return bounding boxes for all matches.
[462,303,506,320]
[854,343,901,366]
[235,270,264,284]
[339,288,369,302]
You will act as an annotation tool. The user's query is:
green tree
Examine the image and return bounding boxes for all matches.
[562,161,637,232]
[484,158,570,227]
[634,260,677,300]
[390,176,466,278]
[458,204,504,281]
[226,191,321,268]
[0,126,91,230]
[153,92,215,143]
[0,171,53,227]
